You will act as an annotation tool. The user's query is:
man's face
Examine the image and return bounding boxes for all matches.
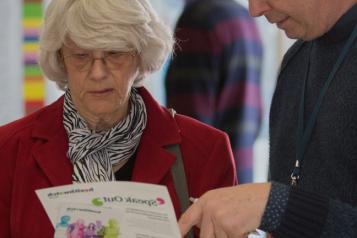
[248,0,351,40]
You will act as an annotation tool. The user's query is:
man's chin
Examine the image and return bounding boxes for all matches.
[281,30,298,40]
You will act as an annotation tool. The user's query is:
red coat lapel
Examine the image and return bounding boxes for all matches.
[132,88,181,184]
[31,97,73,186]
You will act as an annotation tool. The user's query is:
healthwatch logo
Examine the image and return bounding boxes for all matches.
[47,187,94,199]
[91,196,165,207]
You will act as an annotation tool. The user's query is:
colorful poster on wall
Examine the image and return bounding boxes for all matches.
[23,0,44,114]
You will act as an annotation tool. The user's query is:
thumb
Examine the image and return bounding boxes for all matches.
[178,201,203,236]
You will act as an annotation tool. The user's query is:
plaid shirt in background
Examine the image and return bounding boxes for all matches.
[165,0,263,183]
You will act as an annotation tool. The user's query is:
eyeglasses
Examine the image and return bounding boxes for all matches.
[62,50,135,72]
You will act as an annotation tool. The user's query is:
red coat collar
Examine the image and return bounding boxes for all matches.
[31,87,182,186]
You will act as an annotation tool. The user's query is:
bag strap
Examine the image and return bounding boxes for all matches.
[166,108,195,238]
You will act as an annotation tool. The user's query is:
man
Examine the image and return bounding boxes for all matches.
[165,0,263,183]
[179,0,357,237]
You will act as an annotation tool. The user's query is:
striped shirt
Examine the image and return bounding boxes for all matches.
[165,0,263,183]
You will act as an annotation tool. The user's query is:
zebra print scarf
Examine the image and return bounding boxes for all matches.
[63,88,147,183]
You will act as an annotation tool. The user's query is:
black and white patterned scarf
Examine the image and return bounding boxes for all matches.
[63,88,147,183]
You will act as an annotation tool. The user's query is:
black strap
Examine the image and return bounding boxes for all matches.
[165,108,194,238]
[166,144,195,238]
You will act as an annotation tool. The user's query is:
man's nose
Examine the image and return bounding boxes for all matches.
[248,0,271,17]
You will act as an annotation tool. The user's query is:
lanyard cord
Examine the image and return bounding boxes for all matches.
[291,25,357,186]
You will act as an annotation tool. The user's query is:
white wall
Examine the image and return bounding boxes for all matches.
[0,0,23,125]
[142,0,184,105]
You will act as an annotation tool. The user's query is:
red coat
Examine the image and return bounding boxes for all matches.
[0,87,236,237]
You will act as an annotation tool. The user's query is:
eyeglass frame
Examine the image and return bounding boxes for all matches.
[59,48,137,72]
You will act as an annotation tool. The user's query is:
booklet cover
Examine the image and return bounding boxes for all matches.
[36,181,181,238]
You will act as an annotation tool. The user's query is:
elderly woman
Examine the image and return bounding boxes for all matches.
[0,0,236,237]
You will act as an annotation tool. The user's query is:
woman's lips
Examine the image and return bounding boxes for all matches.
[89,88,113,95]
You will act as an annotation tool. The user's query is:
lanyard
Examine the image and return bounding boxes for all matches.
[291,25,357,186]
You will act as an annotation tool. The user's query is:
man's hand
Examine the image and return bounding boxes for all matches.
[178,183,272,238]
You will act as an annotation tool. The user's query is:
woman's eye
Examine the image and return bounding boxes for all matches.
[107,51,123,58]
[73,53,90,59]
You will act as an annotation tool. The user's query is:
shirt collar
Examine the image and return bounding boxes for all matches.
[319,4,357,43]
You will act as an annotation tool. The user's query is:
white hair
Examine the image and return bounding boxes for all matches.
[39,0,174,90]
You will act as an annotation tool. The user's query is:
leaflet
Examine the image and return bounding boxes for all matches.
[36,181,181,238]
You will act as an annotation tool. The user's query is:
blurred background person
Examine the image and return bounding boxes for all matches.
[165,0,263,183]
[0,0,237,236]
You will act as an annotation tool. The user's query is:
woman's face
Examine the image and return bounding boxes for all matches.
[61,41,138,128]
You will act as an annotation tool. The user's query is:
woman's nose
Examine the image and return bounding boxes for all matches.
[89,58,108,80]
